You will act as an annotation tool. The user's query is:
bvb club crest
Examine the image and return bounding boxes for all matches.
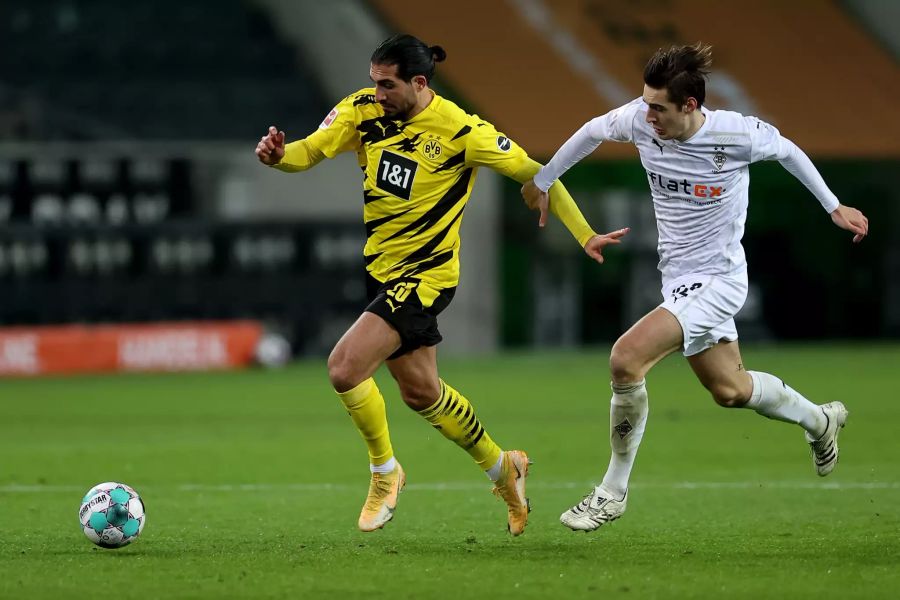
[713,146,727,171]
[422,139,443,160]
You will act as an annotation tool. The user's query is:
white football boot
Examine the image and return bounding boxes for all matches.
[806,401,848,477]
[560,485,627,532]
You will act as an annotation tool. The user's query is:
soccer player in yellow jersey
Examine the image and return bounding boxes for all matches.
[255,34,628,535]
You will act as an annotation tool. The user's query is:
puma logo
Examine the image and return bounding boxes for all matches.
[386,299,401,313]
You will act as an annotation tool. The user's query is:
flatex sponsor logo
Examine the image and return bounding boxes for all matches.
[647,171,726,201]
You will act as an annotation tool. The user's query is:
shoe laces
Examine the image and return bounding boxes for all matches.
[579,487,622,513]
[363,472,394,512]
[568,490,595,514]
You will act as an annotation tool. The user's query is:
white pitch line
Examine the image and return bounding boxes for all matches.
[1,481,898,494]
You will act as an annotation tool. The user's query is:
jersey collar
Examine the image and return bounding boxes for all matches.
[399,91,439,125]
[674,106,711,145]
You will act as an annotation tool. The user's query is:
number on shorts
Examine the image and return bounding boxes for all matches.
[671,282,703,303]
[387,281,418,303]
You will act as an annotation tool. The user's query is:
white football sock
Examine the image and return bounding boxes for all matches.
[600,379,648,499]
[370,456,397,474]
[745,371,826,437]
[485,453,504,482]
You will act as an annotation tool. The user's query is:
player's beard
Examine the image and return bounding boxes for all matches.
[382,107,408,121]
[381,97,414,121]
[384,108,407,121]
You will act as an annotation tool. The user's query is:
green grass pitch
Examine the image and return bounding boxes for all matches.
[1,344,898,599]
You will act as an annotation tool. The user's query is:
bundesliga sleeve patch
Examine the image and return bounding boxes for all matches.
[319,107,339,129]
[496,136,511,152]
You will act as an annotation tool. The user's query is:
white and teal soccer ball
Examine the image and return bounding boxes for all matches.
[79,482,145,548]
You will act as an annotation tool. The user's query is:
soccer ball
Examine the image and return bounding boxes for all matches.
[79,482,146,548]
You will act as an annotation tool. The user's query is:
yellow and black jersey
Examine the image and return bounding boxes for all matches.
[274,88,595,291]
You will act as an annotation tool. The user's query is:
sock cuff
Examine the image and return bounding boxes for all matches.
[747,371,762,406]
[746,371,770,408]
[417,379,452,419]
[336,377,377,408]
[611,379,646,395]
[485,452,504,480]
[610,379,648,408]
[370,456,397,473]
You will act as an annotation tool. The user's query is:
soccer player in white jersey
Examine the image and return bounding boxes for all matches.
[522,43,869,532]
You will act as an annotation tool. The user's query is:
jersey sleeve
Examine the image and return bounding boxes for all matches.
[273,94,361,172]
[589,97,642,143]
[533,98,642,191]
[463,121,596,246]
[463,120,532,180]
[745,116,783,163]
[745,116,839,212]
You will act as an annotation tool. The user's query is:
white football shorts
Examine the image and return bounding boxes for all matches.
[659,270,748,357]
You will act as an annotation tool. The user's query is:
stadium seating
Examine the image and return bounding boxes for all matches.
[372,0,900,159]
[0,0,327,140]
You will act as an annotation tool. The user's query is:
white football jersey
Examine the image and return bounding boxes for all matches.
[535,98,839,283]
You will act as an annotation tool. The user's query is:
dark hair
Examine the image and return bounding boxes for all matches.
[643,42,713,108]
[371,34,446,83]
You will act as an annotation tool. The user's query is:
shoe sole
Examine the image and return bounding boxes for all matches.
[561,511,623,533]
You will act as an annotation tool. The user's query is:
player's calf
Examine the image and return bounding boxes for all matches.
[708,381,752,408]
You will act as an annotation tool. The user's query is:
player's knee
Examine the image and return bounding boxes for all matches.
[327,349,358,393]
[610,342,643,383]
[709,383,750,408]
[395,379,441,411]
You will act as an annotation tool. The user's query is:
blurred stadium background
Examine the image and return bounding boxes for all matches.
[2,2,899,598]
[0,0,898,373]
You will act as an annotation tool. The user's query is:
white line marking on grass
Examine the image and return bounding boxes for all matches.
[669,481,900,490]
[1,481,898,494]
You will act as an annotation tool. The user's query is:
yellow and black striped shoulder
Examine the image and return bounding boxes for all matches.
[347,88,379,110]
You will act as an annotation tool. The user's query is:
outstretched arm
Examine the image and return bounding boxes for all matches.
[583,227,630,264]
[256,93,362,173]
[532,118,606,193]
[255,125,327,172]
[528,98,641,194]
[775,137,868,243]
[521,100,641,234]
[510,158,596,246]
[829,204,868,244]
[464,115,630,262]
[465,124,597,246]
[512,158,629,264]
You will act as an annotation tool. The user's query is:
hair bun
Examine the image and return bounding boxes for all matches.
[429,45,447,62]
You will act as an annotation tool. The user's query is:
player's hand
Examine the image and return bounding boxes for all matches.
[255,126,286,165]
[521,179,550,227]
[830,204,868,243]
[583,228,630,264]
